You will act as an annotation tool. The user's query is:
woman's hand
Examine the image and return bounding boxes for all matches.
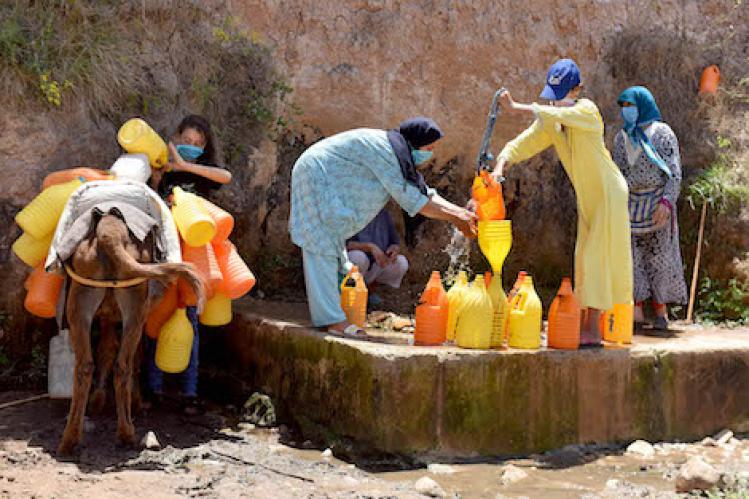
[167,141,188,172]
[491,157,508,182]
[385,244,400,263]
[369,244,390,268]
[452,209,478,238]
[653,203,671,226]
[499,90,516,113]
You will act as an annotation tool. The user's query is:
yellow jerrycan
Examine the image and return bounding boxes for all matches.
[15,178,83,240]
[155,308,194,373]
[508,275,542,349]
[455,275,494,349]
[117,118,169,168]
[12,231,53,268]
[171,187,217,247]
[487,272,508,348]
[478,220,512,274]
[602,303,634,345]
[340,266,368,328]
[445,271,468,342]
[199,292,232,326]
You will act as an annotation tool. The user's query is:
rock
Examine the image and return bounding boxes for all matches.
[414,476,446,498]
[499,464,529,485]
[140,431,161,450]
[237,422,256,432]
[701,437,717,447]
[427,464,455,474]
[714,429,734,445]
[242,393,277,427]
[321,448,333,458]
[675,456,721,493]
[626,440,655,458]
[391,317,413,331]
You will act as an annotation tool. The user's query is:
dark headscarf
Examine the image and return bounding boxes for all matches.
[386,116,444,247]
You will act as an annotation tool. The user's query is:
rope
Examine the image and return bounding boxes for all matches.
[65,264,147,288]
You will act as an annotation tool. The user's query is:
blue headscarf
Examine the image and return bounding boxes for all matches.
[617,86,671,178]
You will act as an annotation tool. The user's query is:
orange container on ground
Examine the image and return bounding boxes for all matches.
[24,266,64,318]
[472,170,505,221]
[146,284,179,339]
[201,199,234,242]
[340,266,368,328]
[182,242,223,298]
[42,168,110,189]
[699,65,720,96]
[547,277,581,350]
[414,271,449,346]
[213,240,256,299]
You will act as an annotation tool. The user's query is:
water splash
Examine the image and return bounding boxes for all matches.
[442,227,472,287]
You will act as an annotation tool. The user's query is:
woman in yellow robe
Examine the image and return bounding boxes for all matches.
[493,59,632,346]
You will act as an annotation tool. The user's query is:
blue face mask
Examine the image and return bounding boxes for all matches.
[621,106,639,129]
[411,149,433,165]
[176,144,204,161]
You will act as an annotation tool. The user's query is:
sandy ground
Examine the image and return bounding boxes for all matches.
[0,390,747,498]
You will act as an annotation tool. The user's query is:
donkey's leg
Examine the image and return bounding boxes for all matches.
[113,285,148,446]
[90,315,119,415]
[58,283,106,455]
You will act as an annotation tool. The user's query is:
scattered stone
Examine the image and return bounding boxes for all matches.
[701,437,717,447]
[237,422,255,432]
[714,429,734,445]
[605,478,620,489]
[321,448,333,458]
[499,464,529,485]
[414,476,446,497]
[140,431,161,450]
[242,393,277,427]
[626,440,655,458]
[675,456,721,493]
[391,317,413,331]
[427,464,455,474]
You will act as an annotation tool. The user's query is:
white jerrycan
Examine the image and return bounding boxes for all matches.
[48,329,75,399]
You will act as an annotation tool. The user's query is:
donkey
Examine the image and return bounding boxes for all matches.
[58,214,204,455]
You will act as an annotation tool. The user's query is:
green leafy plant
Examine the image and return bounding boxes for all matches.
[696,277,749,325]
[686,145,749,214]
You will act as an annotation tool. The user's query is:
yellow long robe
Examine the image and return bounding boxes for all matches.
[499,99,632,310]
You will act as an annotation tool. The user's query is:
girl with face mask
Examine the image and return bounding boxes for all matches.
[491,59,633,347]
[613,86,688,330]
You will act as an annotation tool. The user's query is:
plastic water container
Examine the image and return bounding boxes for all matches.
[699,65,720,96]
[472,170,505,220]
[42,167,110,189]
[12,231,53,268]
[414,271,448,346]
[487,272,508,348]
[201,198,234,242]
[446,271,468,341]
[156,308,194,373]
[146,284,179,339]
[199,292,232,326]
[48,329,74,399]
[508,275,542,349]
[478,220,512,274]
[340,266,367,328]
[182,242,223,298]
[213,240,256,299]
[547,277,581,350]
[455,275,493,349]
[117,118,169,168]
[24,266,64,318]
[602,303,634,345]
[172,188,217,247]
[15,178,83,240]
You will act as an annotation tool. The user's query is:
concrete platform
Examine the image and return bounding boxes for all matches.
[223,299,749,463]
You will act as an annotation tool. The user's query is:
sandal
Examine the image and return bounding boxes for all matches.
[327,324,369,340]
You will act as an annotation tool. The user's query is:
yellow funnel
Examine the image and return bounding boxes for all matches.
[478,220,512,274]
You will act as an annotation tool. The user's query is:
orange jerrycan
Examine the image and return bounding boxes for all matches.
[213,240,256,299]
[172,188,217,247]
[340,266,368,328]
[146,284,178,339]
[117,118,169,168]
[699,65,720,96]
[415,271,449,345]
[12,231,53,268]
[487,272,508,348]
[155,308,194,373]
[455,275,494,349]
[42,168,110,189]
[182,242,223,298]
[508,275,542,349]
[602,303,634,345]
[24,266,64,318]
[15,178,83,240]
[201,198,234,242]
[200,292,232,326]
[478,220,512,274]
[472,170,505,220]
[547,278,581,350]
[446,271,469,341]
